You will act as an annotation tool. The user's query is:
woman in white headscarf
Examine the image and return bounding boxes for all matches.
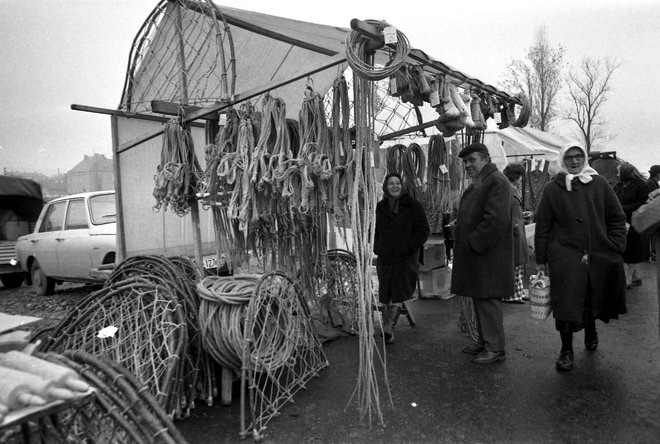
[534,143,627,372]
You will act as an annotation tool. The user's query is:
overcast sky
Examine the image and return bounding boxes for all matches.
[1,0,658,176]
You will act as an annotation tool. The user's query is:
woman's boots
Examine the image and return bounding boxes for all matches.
[585,319,598,351]
[556,331,574,371]
[382,305,402,344]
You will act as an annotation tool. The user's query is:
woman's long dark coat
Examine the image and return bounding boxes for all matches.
[374,193,430,303]
[535,174,627,322]
[450,163,514,300]
[512,188,529,266]
[614,177,651,263]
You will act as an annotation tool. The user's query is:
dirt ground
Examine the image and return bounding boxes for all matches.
[2,264,660,443]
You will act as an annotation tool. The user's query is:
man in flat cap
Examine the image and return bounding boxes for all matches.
[451,142,514,364]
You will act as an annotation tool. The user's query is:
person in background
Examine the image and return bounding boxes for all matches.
[535,143,627,372]
[451,143,513,364]
[645,165,660,261]
[646,165,660,192]
[502,163,529,305]
[614,163,651,288]
[373,172,430,345]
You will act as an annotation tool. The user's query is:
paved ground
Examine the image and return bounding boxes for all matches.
[178,261,660,443]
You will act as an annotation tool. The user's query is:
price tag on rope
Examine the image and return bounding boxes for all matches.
[383,26,397,45]
[439,164,449,175]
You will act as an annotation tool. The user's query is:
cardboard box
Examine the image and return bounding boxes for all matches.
[421,237,446,271]
[418,266,452,299]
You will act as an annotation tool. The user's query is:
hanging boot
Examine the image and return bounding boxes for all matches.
[556,331,574,371]
[386,305,402,344]
[585,319,598,351]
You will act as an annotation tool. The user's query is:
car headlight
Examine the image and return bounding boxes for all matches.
[9,258,18,266]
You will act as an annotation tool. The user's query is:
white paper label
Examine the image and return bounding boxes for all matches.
[219,113,227,126]
[494,112,501,124]
[439,164,449,174]
[383,26,397,45]
[389,76,398,95]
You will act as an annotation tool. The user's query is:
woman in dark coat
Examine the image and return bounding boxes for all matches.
[614,163,651,288]
[535,143,627,372]
[502,163,529,304]
[373,172,430,344]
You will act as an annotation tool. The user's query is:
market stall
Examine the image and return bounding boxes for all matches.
[61,1,529,440]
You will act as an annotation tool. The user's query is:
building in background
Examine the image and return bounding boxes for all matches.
[65,154,114,194]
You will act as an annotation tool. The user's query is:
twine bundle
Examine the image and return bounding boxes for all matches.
[197,275,259,370]
[153,120,203,216]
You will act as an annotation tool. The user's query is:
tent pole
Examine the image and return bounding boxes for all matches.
[174,0,204,276]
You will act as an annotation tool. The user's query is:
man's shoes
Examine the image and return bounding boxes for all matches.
[471,350,505,364]
[461,343,485,355]
[555,350,574,371]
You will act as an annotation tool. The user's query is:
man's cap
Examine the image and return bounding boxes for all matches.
[458,143,489,158]
[649,165,660,175]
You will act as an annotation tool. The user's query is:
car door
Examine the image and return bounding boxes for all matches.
[30,200,67,277]
[56,198,93,279]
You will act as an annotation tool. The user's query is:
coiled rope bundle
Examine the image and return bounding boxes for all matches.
[153,119,203,216]
[345,20,410,81]
[402,142,426,200]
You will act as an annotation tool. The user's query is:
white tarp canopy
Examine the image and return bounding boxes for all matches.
[484,126,568,174]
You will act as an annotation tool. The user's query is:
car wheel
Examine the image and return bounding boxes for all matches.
[0,273,24,289]
[31,260,55,296]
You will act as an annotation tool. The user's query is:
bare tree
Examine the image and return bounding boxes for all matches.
[566,57,621,153]
[499,26,565,131]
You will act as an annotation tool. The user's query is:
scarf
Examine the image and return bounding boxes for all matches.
[387,197,400,214]
[557,143,598,191]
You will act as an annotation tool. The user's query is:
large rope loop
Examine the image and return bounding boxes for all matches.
[345,20,410,81]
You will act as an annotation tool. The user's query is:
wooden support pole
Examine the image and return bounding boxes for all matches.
[173,0,204,277]
[379,120,437,141]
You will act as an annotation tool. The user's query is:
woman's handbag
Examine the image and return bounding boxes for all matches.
[529,271,551,320]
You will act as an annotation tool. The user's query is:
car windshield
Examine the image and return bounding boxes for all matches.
[89,194,116,225]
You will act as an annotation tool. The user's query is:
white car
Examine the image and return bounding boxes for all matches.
[16,191,116,295]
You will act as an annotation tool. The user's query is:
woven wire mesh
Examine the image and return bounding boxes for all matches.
[120,0,235,114]
[0,351,187,444]
[241,271,329,440]
[309,249,360,334]
[37,277,187,417]
[323,68,421,139]
[106,255,214,414]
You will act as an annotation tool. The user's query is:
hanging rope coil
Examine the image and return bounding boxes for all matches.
[509,92,531,127]
[153,119,203,216]
[345,20,410,81]
[402,143,426,200]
